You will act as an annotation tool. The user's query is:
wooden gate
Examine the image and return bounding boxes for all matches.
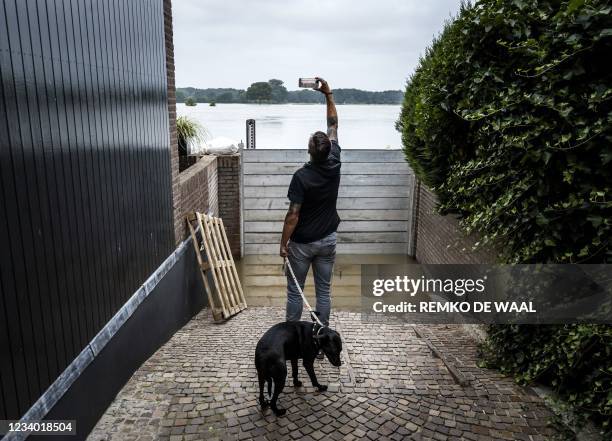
[241,149,415,255]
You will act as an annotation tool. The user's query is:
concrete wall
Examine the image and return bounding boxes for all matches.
[241,149,415,255]
[43,242,205,441]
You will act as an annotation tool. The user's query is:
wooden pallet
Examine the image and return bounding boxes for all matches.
[187,212,247,321]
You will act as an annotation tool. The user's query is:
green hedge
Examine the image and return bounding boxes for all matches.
[479,324,612,433]
[397,0,611,434]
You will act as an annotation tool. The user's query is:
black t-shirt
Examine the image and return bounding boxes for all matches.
[287,141,342,243]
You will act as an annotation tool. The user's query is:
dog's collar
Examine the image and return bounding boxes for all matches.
[312,323,325,350]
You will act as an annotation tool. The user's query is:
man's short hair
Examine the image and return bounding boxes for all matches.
[311,131,331,163]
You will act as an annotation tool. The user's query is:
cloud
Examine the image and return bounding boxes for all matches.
[172,0,462,90]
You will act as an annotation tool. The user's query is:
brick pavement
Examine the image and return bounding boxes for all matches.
[88,307,557,441]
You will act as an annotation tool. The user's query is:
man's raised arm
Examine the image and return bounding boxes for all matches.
[315,77,338,142]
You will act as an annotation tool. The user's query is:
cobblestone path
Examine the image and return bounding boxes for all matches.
[89,307,557,441]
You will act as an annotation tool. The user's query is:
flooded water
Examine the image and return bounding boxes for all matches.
[177,103,403,149]
[238,254,414,310]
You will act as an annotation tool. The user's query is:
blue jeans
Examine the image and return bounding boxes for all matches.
[285,231,337,326]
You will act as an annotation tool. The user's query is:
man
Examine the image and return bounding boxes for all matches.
[280,77,340,327]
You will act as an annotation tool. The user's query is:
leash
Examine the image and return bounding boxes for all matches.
[283,256,326,329]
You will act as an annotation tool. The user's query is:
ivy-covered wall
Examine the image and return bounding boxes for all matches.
[397,0,611,434]
[397,0,611,264]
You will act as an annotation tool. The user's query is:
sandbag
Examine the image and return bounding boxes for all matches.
[204,137,239,155]
[186,137,208,156]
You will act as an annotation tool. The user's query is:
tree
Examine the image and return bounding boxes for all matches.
[176,88,187,103]
[184,96,197,106]
[246,82,272,102]
[175,86,404,104]
[216,92,234,103]
[268,79,288,103]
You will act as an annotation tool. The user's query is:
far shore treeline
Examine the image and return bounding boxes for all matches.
[177,79,402,105]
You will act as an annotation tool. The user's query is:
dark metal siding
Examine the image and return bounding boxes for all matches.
[0,0,173,419]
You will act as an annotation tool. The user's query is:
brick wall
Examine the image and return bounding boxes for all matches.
[172,153,239,253]
[411,181,496,341]
[174,157,219,241]
[217,155,241,259]
[414,182,497,264]
[208,159,219,217]
[164,0,183,245]
[179,155,198,173]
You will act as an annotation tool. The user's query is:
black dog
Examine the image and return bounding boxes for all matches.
[255,321,343,416]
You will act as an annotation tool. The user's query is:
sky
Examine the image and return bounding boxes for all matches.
[172,0,462,91]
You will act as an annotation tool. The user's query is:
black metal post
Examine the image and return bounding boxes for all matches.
[246,119,256,149]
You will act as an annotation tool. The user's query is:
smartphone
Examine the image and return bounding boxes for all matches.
[298,78,318,89]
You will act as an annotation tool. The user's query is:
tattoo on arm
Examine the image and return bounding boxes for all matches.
[288,202,301,215]
[281,202,300,254]
[326,93,338,141]
[327,126,337,141]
